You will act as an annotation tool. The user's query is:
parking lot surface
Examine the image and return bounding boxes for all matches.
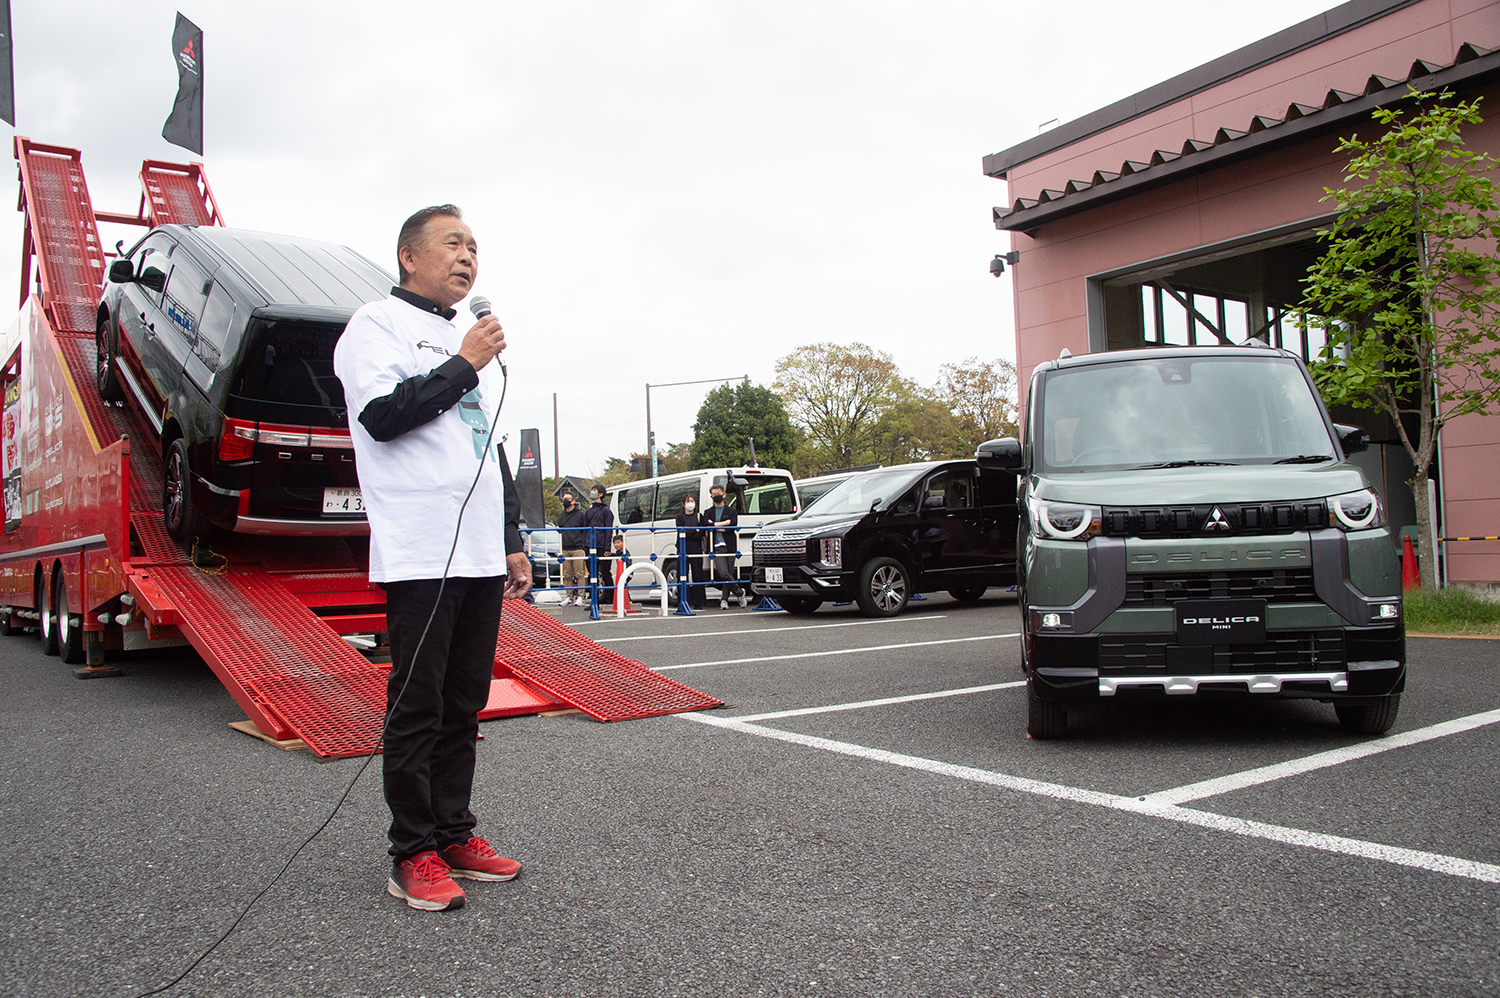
[1,594,1496,997]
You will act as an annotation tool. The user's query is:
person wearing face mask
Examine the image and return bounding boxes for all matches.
[556,490,589,606]
[674,493,707,610]
[582,484,616,597]
[704,485,746,609]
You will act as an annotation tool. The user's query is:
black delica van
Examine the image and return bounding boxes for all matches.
[751,460,1018,617]
[982,345,1405,739]
[96,225,392,540]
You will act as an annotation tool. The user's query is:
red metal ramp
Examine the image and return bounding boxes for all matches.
[492,601,725,721]
[139,159,224,227]
[129,563,386,759]
[14,137,107,335]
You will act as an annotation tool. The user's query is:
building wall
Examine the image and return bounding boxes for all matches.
[1001,2,1500,584]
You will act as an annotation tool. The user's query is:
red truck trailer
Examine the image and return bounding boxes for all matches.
[0,138,719,758]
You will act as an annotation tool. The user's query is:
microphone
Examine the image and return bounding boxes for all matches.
[468,295,506,376]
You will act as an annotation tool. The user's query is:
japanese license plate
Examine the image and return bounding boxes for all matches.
[322,487,365,515]
[1176,599,1266,645]
[765,567,783,583]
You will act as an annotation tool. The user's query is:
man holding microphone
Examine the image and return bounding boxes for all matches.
[335,204,529,912]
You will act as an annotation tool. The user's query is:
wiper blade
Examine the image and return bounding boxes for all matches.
[1132,460,1238,469]
[1273,454,1335,464]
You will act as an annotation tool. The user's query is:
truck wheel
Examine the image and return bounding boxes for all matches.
[1027,681,1067,739]
[1335,694,1401,735]
[1,607,26,636]
[780,596,823,615]
[164,438,212,543]
[96,319,125,403]
[38,571,58,657]
[948,586,987,602]
[54,572,84,665]
[856,557,909,618]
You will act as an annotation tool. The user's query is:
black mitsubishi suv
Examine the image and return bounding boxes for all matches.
[96,225,391,540]
[751,460,1019,617]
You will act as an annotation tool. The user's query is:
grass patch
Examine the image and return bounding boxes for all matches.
[1404,587,1500,635]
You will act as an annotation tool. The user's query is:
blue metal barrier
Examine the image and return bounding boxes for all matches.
[520,524,752,622]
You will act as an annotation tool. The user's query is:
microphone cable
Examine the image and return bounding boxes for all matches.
[130,360,510,998]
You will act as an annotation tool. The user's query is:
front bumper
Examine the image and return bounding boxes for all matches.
[1028,623,1406,703]
[752,564,854,600]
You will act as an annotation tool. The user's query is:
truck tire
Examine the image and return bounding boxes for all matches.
[948,586,987,602]
[38,570,58,657]
[96,319,125,403]
[856,556,909,618]
[1027,681,1067,739]
[164,438,213,543]
[54,572,84,665]
[1,608,26,636]
[779,596,822,615]
[1335,694,1401,735]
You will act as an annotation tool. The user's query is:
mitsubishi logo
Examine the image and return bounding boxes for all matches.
[1204,506,1232,532]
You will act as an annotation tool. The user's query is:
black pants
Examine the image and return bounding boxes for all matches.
[594,551,614,592]
[382,575,505,861]
[680,548,707,608]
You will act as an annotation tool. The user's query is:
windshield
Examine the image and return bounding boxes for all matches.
[798,468,922,517]
[1036,356,1335,473]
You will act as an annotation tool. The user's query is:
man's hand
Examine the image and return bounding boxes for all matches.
[458,314,506,372]
[504,551,532,599]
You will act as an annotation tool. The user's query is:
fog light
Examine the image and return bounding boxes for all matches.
[1041,612,1063,629]
[1377,603,1400,619]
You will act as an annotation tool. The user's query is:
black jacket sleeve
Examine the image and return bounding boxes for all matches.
[496,443,524,558]
[357,355,479,442]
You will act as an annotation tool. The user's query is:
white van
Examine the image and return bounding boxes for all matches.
[607,466,798,596]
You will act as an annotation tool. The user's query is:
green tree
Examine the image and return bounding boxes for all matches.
[936,356,1019,454]
[1300,91,1500,591]
[870,378,967,466]
[690,381,797,471]
[773,342,901,467]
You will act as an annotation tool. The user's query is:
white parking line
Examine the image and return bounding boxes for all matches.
[1147,707,1500,805]
[597,616,948,644]
[655,633,1020,671]
[735,682,1026,722]
[680,713,1500,884]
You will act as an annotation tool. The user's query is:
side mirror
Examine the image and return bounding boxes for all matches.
[1335,424,1368,456]
[976,436,1023,472]
[108,258,134,283]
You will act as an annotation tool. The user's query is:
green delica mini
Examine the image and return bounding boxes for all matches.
[977,344,1405,740]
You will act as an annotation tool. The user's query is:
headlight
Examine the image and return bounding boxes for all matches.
[1028,497,1102,541]
[1327,488,1384,531]
[819,537,842,568]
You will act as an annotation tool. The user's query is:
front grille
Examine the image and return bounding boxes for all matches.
[1099,629,1344,675]
[753,539,811,567]
[1100,502,1329,538]
[1124,568,1317,606]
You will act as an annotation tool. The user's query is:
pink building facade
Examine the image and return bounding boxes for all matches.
[987,0,1500,589]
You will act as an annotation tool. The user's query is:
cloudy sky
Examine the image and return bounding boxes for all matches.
[12,1,1333,477]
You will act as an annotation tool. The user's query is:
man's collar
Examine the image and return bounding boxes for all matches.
[391,286,458,321]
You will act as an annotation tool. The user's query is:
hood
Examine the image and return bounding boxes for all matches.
[758,511,867,538]
[1033,463,1370,505]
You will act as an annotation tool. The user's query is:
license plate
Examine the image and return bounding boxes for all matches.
[1176,599,1267,645]
[322,487,365,515]
[765,567,783,583]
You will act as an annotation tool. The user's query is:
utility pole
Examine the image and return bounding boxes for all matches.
[552,393,559,480]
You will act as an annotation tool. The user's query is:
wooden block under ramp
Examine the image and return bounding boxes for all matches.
[229,719,307,752]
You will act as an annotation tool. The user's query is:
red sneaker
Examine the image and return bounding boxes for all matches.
[387,850,466,911]
[440,837,522,882]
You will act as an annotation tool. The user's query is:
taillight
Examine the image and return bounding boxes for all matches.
[219,418,256,461]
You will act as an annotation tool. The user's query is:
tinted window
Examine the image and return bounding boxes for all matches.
[925,468,975,510]
[162,254,209,346]
[229,318,347,417]
[133,235,173,299]
[197,282,236,370]
[618,483,655,524]
[655,479,699,520]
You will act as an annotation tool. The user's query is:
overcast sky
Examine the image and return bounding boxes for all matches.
[11,1,1334,478]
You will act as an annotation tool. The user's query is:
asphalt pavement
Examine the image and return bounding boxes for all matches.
[0,593,1496,998]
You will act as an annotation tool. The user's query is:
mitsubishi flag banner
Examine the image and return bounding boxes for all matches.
[516,428,544,530]
[0,1,14,127]
[162,12,203,154]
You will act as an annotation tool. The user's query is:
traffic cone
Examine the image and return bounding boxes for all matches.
[613,572,639,615]
[1401,534,1420,590]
